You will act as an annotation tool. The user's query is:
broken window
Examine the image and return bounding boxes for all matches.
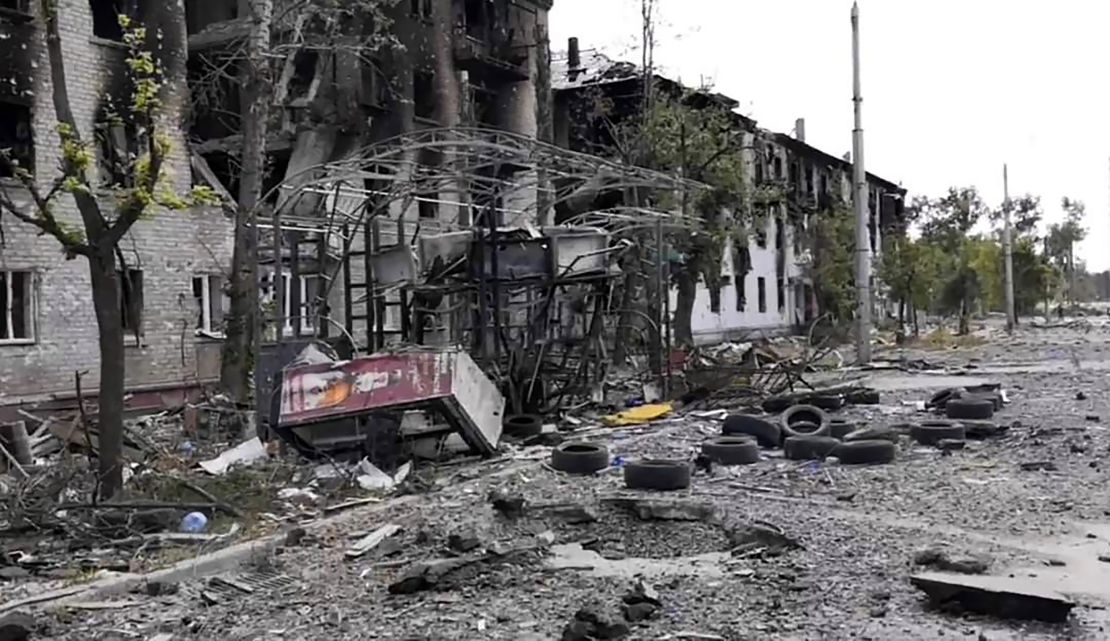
[777,278,785,312]
[90,0,136,41]
[774,218,784,249]
[0,270,33,342]
[360,59,390,108]
[709,285,721,314]
[804,163,814,196]
[0,0,31,18]
[261,270,318,337]
[0,101,33,178]
[413,70,436,120]
[464,0,488,39]
[410,0,432,19]
[772,156,783,180]
[755,227,767,249]
[757,277,767,313]
[119,269,143,335]
[95,111,136,188]
[192,274,226,336]
[184,0,237,35]
[735,275,745,312]
[418,194,438,219]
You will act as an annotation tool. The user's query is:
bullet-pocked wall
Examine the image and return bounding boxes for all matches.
[0,0,234,408]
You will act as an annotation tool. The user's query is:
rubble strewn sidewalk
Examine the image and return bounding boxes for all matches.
[8,321,1110,639]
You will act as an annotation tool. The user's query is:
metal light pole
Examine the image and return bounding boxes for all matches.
[851,2,871,363]
[1002,164,1015,332]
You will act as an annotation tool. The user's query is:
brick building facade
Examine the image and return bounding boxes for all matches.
[0,0,233,414]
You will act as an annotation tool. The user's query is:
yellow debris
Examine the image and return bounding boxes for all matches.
[601,403,674,426]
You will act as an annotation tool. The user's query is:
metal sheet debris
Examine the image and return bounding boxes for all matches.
[198,437,269,476]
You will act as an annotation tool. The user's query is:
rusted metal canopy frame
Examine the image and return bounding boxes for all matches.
[250,126,706,411]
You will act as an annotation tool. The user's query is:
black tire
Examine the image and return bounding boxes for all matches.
[808,395,845,411]
[781,405,830,437]
[504,414,543,437]
[910,420,966,445]
[722,414,782,448]
[701,436,760,465]
[551,442,610,474]
[783,435,841,461]
[829,418,858,440]
[963,391,1003,412]
[927,388,959,410]
[844,426,898,443]
[833,439,896,465]
[846,389,880,405]
[623,460,692,491]
[961,420,1005,439]
[945,398,994,420]
[761,396,793,413]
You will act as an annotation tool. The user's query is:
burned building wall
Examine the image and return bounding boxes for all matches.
[0,0,233,409]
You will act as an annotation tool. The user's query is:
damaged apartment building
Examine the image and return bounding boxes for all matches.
[0,0,554,417]
[552,41,907,344]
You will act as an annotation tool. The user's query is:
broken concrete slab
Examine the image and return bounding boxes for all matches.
[537,503,599,525]
[909,571,1075,623]
[562,605,630,640]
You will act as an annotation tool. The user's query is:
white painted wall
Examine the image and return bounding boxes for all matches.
[668,210,806,345]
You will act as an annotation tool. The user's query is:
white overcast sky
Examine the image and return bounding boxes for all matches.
[549,0,1110,270]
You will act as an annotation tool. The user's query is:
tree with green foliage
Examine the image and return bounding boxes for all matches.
[1045,197,1087,306]
[916,186,990,334]
[877,236,942,335]
[633,93,747,346]
[0,7,212,498]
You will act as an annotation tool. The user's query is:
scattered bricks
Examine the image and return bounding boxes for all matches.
[561,606,630,640]
[447,532,482,553]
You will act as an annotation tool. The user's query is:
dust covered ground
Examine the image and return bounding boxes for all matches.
[26,318,1110,640]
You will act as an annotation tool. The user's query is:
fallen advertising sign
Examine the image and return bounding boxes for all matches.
[278,349,504,455]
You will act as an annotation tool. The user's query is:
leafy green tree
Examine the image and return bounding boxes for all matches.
[918,187,990,334]
[1046,197,1087,305]
[878,236,942,335]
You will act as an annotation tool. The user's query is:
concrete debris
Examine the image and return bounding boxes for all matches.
[913,547,990,575]
[198,437,269,476]
[602,497,718,522]
[561,605,630,640]
[536,503,600,524]
[622,580,662,607]
[489,490,527,518]
[726,523,803,557]
[346,523,402,559]
[1019,461,1058,472]
[909,572,1075,623]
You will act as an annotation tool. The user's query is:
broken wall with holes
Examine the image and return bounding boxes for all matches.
[0,0,234,412]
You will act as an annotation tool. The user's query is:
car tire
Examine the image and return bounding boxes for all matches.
[781,405,830,438]
[504,414,543,437]
[701,436,760,465]
[551,442,610,474]
[910,420,966,445]
[808,395,845,411]
[784,435,841,461]
[846,389,880,405]
[945,398,994,420]
[722,414,782,448]
[624,459,692,491]
[833,439,897,465]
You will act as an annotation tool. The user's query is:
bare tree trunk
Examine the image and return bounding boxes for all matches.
[911,300,919,336]
[88,252,124,497]
[673,270,697,347]
[221,0,273,404]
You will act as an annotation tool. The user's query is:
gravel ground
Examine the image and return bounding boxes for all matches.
[25,320,1110,640]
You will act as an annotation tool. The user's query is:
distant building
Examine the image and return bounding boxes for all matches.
[552,43,906,343]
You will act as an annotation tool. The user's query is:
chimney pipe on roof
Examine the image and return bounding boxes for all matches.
[795,118,806,142]
[568,37,580,69]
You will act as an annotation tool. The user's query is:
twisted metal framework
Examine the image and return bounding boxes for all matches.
[252,126,705,412]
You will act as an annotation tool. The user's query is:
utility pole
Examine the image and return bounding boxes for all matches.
[1002,164,1015,332]
[851,2,871,363]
